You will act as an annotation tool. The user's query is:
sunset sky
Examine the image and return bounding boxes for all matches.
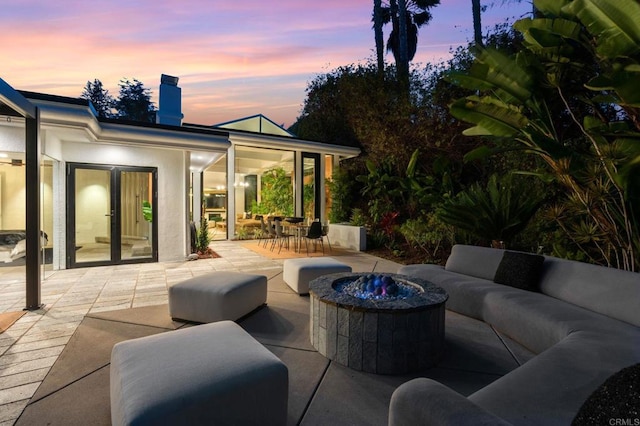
[2,0,531,128]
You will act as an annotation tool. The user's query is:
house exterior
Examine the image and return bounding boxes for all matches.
[0,75,359,309]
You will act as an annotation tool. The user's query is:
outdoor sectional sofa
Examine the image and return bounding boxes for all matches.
[391,244,640,425]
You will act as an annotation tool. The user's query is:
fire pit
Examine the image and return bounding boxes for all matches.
[309,272,448,375]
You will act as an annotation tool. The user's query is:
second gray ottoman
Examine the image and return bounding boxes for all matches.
[283,257,352,294]
[168,271,267,323]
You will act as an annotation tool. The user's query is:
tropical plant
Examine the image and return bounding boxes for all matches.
[399,212,456,258]
[327,168,356,223]
[235,226,250,240]
[141,200,152,222]
[357,149,437,222]
[448,0,640,270]
[251,167,294,216]
[350,208,368,226]
[437,174,544,247]
[195,216,211,253]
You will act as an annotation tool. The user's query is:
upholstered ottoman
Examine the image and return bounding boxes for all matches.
[168,271,267,323]
[110,321,288,426]
[283,257,352,294]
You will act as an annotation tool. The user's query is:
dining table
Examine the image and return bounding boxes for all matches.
[283,218,307,252]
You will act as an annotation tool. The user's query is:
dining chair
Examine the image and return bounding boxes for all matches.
[304,221,324,255]
[266,217,277,249]
[274,220,291,253]
[258,215,272,248]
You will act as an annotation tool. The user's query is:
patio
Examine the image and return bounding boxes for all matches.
[0,241,533,425]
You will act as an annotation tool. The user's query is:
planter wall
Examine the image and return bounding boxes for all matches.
[327,223,366,251]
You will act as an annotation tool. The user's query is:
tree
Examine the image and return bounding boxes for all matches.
[471,1,530,49]
[373,0,385,75]
[114,78,157,122]
[472,0,483,47]
[81,79,114,118]
[448,0,640,270]
[380,0,441,80]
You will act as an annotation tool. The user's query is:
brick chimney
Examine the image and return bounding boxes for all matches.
[156,74,183,126]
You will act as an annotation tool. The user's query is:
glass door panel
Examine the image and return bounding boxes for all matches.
[41,157,55,277]
[120,170,154,260]
[74,168,112,263]
[302,153,321,223]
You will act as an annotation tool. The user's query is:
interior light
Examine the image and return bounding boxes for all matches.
[0,153,7,158]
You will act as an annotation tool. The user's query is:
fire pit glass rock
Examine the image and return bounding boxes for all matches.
[334,273,421,300]
[309,272,448,375]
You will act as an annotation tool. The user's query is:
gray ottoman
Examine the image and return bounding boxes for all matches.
[283,257,352,294]
[110,321,288,426]
[168,271,267,323]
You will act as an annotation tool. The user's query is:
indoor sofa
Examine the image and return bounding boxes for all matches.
[391,244,640,425]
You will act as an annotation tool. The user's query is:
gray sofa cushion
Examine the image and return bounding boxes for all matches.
[539,257,640,328]
[445,245,504,281]
[469,328,640,426]
[389,378,511,426]
[482,285,636,353]
[398,264,496,320]
[493,251,545,292]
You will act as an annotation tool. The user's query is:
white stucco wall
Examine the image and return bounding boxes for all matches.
[61,141,188,262]
[0,124,26,153]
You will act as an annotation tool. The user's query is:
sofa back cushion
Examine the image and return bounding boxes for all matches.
[445,245,504,281]
[539,257,640,327]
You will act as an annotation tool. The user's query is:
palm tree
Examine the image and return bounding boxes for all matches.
[373,0,385,75]
[472,0,483,47]
[471,1,531,48]
[379,0,440,80]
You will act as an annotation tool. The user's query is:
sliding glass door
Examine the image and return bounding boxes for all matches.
[66,163,157,268]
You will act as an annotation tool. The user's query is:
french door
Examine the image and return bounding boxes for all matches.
[66,163,158,268]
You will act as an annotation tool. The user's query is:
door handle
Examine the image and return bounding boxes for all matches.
[105,212,115,217]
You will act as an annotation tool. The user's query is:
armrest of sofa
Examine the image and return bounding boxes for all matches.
[389,378,511,426]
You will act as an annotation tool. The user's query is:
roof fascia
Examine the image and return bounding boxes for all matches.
[99,121,229,151]
[0,78,37,118]
[229,131,360,158]
[29,97,230,151]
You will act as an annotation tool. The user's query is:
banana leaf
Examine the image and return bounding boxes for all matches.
[586,70,640,107]
[533,0,572,18]
[450,98,528,137]
[476,49,533,103]
[564,0,640,58]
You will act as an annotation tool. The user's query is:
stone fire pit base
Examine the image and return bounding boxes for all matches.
[309,273,448,375]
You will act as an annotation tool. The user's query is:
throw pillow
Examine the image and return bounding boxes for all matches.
[493,251,545,292]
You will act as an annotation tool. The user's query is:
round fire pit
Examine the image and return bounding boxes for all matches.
[309,272,448,375]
